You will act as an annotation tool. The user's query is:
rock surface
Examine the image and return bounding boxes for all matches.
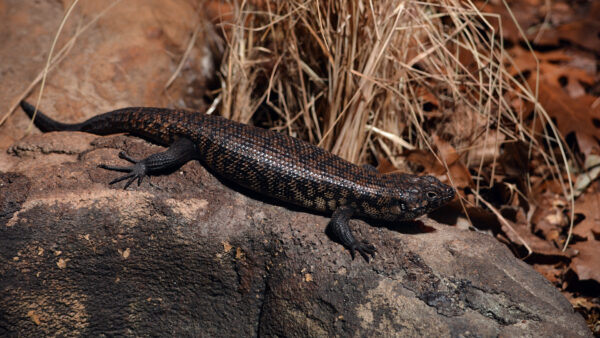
[0,132,591,337]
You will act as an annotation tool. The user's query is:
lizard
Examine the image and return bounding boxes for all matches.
[20,100,455,261]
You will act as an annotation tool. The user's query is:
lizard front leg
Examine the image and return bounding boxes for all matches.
[99,137,197,189]
[328,205,377,261]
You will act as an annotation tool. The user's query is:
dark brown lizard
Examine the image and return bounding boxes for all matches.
[20,100,455,260]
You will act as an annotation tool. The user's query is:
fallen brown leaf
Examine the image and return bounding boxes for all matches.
[531,192,568,241]
[557,20,600,54]
[502,216,574,262]
[531,78,600,157]
[572,192,600,241]
[433,135,472,188]
[533,263,564,284]
[375,156,398,174]
[570,240,600,283]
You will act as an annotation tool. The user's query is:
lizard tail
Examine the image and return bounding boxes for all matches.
[20,101,83,132]
[19,100,183,146]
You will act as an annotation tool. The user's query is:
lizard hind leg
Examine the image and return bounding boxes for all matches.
[98,137,197,189]
[327,205,377,261]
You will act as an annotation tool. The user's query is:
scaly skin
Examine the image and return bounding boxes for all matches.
[20,101,455,260]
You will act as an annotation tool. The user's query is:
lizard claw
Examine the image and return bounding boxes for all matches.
[118,151,139,164]
[98,152,148,189]
[349,240,377,262]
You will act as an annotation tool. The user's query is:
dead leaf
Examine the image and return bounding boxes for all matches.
[531,78,600,156]
[405,150,443,174]
[573,192,600,241]
[501,215,574,262]
[433,136,472,187]
[416,86,439,111]
[565,293,597,311]
[531,192,568,241]
[375,156,398,174]
[508,46,572,76]
[499,140,529,179]
[557,20,600,54]
[533,263,564,284]
[539,62,594,98]
[465,129,505,167]
[508,47,595,99]
[570,240,600,283]
[476,1,541,43]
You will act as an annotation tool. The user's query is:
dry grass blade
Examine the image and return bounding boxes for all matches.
[164,23,203,90]
[29,0,82,133]
[475,190,533,258]
[1,0,124,128]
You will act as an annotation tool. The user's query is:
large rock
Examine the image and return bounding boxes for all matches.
[0,132,591,337]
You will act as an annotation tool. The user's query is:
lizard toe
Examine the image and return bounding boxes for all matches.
[349,240,377,262]
[118,151,140,164]
[100,161,148,189]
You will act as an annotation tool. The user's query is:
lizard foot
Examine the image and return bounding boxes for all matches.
[98,151,148,189]
[349,240,377,262]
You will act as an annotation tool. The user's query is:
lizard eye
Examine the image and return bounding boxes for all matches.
[426,191,438,199]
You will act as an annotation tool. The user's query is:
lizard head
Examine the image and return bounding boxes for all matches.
[389,174,455,221]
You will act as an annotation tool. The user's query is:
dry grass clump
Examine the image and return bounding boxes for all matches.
[220,0,513,163]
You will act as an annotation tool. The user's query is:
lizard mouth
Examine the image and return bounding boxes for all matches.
[409,186,455,219]
[443,186,456,203]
